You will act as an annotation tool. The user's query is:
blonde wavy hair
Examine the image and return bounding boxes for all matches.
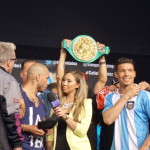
[61,70,88,122]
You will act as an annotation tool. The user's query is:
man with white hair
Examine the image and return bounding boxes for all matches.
[0,42,22,150]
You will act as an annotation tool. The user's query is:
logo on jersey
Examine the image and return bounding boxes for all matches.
[126,101,134,110]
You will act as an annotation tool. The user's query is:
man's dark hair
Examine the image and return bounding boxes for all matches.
[21,59,35,70]
[114,57,135,71]
[47,82,57,91]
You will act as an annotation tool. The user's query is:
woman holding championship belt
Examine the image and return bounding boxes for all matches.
[46,41,92,150]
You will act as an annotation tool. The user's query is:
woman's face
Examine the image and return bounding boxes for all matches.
[62,73,80,94]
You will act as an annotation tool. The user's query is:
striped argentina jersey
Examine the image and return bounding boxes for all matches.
[103,90,150,150]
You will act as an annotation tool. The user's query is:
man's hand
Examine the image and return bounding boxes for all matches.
[64,39,71,47]
[139,81,150,90]
[24,125,45,136]
[124,85,140,100]
[97,42,105,50]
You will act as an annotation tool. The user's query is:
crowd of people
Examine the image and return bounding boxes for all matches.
[0,41,150,150]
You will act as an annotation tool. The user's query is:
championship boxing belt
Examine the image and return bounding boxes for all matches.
[62,35,110,63]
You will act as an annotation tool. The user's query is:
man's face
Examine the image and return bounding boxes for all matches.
[20,62,35,84]
[8,51,16,74]
[38,72,49,92]
[114,63,136,87]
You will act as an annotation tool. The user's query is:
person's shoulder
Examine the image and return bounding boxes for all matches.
[84,98,92,104]
[0,69,9,79]
[137,90,150,105]
[85,98,92,101]
[1,70,18,84]
[3,70,17,81]
[139,90,150,96]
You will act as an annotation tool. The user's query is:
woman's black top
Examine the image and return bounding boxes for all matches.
[55,116,70,150]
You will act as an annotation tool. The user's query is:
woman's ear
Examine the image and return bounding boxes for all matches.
[76,83,80,89]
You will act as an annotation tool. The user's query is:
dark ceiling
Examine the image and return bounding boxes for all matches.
[0,0,150,83]
[0,0,150,56]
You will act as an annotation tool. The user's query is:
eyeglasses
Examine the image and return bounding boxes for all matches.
[9,58,17,62]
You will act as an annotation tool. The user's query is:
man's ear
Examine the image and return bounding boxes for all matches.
[36,74,41,82]
[134,71,136,78]
[6,60,11,67]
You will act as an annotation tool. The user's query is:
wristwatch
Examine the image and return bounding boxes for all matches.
[99,61,106,65]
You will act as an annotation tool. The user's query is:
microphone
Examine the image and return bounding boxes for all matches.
[38,91,60,129]
[47,91,61,109]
